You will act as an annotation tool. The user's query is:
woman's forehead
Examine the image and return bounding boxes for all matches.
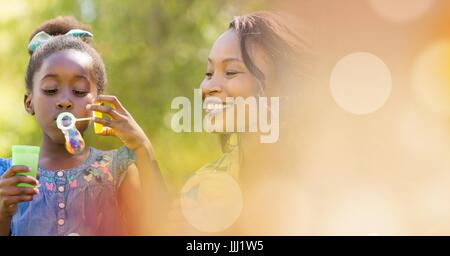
[209,29,273,74]
[209,30,242,62]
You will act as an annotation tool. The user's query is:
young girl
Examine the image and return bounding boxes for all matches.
[0,17,169,236]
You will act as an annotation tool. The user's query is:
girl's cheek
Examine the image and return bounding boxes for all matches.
[80,93,96,106]
[86,92,96,102]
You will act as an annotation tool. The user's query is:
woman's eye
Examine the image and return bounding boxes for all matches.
[73,90,89,97]
[205,72,213,79]
[42,89,57,95]
[225,71,239,76]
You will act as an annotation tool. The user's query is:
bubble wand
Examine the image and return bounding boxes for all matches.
[56,112,93,154]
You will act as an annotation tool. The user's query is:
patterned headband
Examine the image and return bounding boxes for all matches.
[28,29,93,53]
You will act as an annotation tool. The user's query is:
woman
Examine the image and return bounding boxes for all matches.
[169,11,313,235]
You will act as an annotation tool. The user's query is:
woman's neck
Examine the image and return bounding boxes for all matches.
[38,132,90,171]
[239,131,288,184]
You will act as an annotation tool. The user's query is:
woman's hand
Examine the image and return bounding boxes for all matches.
[87,95,151,152]
[0,166,39,219]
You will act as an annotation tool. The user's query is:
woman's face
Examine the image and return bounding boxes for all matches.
[200,29,274,131]
[25,49,98,144]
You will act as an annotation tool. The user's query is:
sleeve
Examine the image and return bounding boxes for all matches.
[112,146,136,188]
[0,158,11,177]
[0,158,13,236]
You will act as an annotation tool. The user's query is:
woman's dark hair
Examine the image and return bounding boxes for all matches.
[229,11,311,92]
[220,12,314,152]
[25,16,106,94]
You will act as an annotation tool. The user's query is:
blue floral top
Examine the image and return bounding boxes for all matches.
[0,146,135,236]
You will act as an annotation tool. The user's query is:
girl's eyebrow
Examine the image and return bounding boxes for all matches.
[73,75,88,81]
[40,74,88,82]
[71,75,90,86]
[40,74,58,81]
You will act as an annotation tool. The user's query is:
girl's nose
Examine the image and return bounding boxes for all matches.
[56,99,73,110]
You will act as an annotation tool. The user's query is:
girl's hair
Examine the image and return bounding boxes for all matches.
[229,11,312,93]
[25,16,106,94]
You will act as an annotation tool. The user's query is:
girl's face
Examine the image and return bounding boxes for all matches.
[25,49,98,144]
[200,29,274,131]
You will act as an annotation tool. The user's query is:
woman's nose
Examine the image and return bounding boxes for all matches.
[201,79,222,98]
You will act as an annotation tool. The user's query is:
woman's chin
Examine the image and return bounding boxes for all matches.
[205,111,250,134]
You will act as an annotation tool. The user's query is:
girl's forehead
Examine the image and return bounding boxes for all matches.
[40,50,93,75]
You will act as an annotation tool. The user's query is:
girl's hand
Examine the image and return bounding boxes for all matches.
[87,95,150,151]
[0,166,39,219]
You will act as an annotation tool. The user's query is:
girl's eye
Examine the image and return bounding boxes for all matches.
[73,90,89,97]
[205,72,213,80]
[42,89,57,95]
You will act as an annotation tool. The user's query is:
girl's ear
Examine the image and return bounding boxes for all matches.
[24,93,35,115]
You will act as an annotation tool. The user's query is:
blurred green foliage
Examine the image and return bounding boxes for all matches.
[0,0,269,195]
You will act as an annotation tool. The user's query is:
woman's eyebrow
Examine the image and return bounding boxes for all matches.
[222,58,242,64]
[208,57,243,64]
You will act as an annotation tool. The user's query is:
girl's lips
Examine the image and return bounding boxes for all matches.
[54,113,65,121]
[53,113,70,124]
[53,112,75,121]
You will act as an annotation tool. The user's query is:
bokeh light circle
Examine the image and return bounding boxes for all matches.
[330,52,392,115]
[369,0,434,23]
[180,170,243,233]
[412,40,450,117]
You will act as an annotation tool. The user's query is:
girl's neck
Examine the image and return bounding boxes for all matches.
[38,132,90,171]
